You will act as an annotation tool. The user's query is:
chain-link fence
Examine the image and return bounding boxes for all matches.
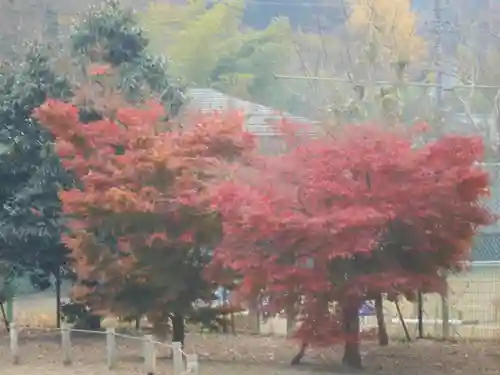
[364,264,500,341]
[252,261,500,340]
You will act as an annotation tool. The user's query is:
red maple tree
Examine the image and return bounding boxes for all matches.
[208,122,492,367]
[33,93,255,344]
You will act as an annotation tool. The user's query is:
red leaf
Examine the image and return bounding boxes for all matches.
[209,122,492,349]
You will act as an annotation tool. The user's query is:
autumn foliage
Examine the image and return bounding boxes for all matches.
[208,122,492,366]
[32,56,492,366]
[33,92,254,341]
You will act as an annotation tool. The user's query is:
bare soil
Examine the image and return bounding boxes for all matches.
[0,329,500,375]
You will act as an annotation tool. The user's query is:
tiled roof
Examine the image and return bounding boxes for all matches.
[185,88,318,136]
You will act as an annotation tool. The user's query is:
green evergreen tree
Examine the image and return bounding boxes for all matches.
[0,0,185,327]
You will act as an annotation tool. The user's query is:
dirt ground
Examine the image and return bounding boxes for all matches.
[0,329,500,375]
[5,292,500,374]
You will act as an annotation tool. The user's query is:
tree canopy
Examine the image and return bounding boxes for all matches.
[208,121,491,367]
[0,43,72,290]
[34,58,255,344]
[70,0,185,116]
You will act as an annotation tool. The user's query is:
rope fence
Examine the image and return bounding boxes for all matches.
[8,321,199,375]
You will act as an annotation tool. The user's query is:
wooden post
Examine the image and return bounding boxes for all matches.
[143,334,156,374]
[10,321,19,364]
[61,323,72,365]
[441,274,450,339]
[106,327,116,369]
[186,354,199,375]
[172,341,183,375]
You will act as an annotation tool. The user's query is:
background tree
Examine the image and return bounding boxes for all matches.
[347,0,427,75]
[0,43,73,326]
[208,122,491,368]
[0,0,186,328]
[35,60,255,345]
[69,0,185,117]
[243,0,345,30]
[61,0,187,329]
[267,0,433,122]
[140,0,293,110]
[0,0,153,58]
[436,1,500,160]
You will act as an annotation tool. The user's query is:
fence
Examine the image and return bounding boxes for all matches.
[237,262,500,340]
[8,321,199,374]
[354,262,500,341]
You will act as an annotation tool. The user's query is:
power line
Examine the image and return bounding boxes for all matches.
[273,74,500,90]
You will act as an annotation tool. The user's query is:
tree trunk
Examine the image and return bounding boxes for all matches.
[0,303,9,332]
[230,311,236,335]
[395,300,411,341]
[171,313,185,348]
[285,306,296,338]
[221,314,229,334]
[248,298,260,333]
[417,291,424,339]
[342,301,362,369]
[290,341,307,365]
[375,295,388,346]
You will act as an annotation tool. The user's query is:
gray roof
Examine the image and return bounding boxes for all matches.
[185,88,318,136]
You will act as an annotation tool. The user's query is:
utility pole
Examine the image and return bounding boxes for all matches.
[433,0,444,119]
[434,0,450,340]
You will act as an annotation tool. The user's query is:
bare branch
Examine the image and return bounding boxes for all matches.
[339,0,357,81]
[452,89,479,131]
[314,12,329,76]
[291,40,317,95]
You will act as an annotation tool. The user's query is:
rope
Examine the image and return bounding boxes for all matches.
[8,325,199,375]
[114,332,147,341]
[17,327,59,337]
[14,325,176,346]
[11,325,190,357]
[69,328,106,335]
[151,340,172,348]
